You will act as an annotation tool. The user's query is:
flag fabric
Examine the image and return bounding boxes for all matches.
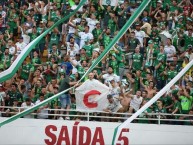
[75,79,110,111]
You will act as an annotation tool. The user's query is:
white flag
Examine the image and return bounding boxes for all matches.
[75,79,110,111]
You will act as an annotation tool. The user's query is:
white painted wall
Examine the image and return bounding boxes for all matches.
[0,117,192,145]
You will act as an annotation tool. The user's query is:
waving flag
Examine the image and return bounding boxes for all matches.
[75,79,110,111]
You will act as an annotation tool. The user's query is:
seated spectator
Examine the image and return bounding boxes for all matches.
[103,94,122,121]
[35,93,49,119]
[21,98,34,118]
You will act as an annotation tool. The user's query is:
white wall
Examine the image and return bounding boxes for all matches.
[0,117,193,145]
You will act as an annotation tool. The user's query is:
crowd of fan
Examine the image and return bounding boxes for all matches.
[0,0,193,125]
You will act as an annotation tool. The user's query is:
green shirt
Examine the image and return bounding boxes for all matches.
[179,96,193,111]
[160,96,172,110]
[154,52,166,67]
[132,53,143,71]
[20,63,32,80]
[76,65,86,77]
[82,44,94,58]
[0,54,12,69]
[37,27,46,44]
[116,50,125,68]
[184,34,193,49]
[102,34,111,48]
[109,59,119,75]
[128,38,140,51]
[108,18,117,35]
[7,90,23,106]
[167,70,178,82]
[92,28,102,42]
[49,33,59,48]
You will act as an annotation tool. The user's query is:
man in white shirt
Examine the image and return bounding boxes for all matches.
[35,94,48,119]
[103,94,122,113]
[164,38,176,61]
[15,37,27,56]
[134,23,146,48]
[102,66,120,84]
[85,14,98,33]
[77,25,94,49]
[21,98,34,118]
[7,40,16,56]
[127,90,143,113]
[66,36,80,52]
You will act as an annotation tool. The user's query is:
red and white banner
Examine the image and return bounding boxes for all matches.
[75,79,110,111]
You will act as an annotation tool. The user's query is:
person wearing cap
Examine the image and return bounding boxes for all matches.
[182,54,193,76]
[58,69,78,120]
[145,40,157,70]
[140,17,152,36]
[103,94,122,114]
[150,0,164,16]
[134,22,146,49]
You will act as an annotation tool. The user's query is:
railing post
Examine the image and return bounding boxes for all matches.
[158,113,161,125]
[87,112,89,121]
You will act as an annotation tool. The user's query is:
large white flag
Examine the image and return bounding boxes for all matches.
[75,79,110,111]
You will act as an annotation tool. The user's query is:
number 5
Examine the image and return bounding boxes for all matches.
[116,128,129,145]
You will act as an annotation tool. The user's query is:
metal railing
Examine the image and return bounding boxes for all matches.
[0,106,192,125]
